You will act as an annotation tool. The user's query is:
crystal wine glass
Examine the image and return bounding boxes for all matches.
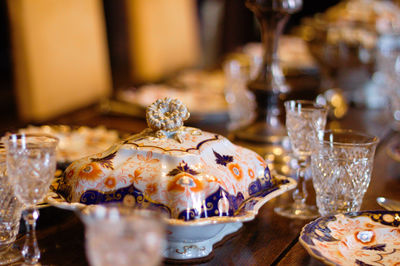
[274,100,328,219]
[0,146,23,265]
[3,134,58,265]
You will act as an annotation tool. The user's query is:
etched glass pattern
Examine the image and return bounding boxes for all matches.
[311,130,378,216]
[0,151,22,264]
[0,176,21,250]
[274,100,328,219]
[4,134,58,264]
[6,140,57,206]
[286,106,327,158]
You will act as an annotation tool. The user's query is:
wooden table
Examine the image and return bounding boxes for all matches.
[9,105,400,265]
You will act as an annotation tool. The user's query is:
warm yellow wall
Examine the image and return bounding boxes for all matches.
[125,0,201,83]
[8,0,112,122]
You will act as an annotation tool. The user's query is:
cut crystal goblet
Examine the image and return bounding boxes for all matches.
[274,100,328,219]
[4,134,58,265]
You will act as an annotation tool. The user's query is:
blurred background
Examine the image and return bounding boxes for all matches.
[2,0,400,134]
[0,0,340,127]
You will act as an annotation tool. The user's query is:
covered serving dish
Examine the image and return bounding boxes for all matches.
[50,98,295,260]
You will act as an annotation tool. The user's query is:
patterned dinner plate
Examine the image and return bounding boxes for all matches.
[299,211,400,265]
[19,125,120,165]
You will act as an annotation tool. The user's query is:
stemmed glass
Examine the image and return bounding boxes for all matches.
[3,134,58,265]
[275,100,328,219]
[0,146,23,265]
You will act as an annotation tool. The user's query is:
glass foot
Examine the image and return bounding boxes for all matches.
[0,246,22,265]
[274,203,319,220]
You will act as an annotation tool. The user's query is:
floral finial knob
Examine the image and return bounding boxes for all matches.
[146,98,190,132]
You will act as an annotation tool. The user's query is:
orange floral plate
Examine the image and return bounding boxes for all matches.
[300,211,400,265]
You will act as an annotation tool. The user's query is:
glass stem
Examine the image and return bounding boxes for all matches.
[22,208,40,264]
[292,158,309,210]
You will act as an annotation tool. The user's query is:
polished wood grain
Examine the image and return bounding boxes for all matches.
[9,105,400,266]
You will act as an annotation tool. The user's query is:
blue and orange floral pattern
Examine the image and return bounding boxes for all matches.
[91,151,116,170]
[167,161,199,177]
[61,122,279,221]
[167,161,204,194]
[248,169,255,179]
[228,163,243,181]
[77,162,102,181]
[300,211,400,266]
[213,150,244,181]
[167,173,204,193]
[213,150,233,166]
[104,177,116,189]
[145,183,158,196]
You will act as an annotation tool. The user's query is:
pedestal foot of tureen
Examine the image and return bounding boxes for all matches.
[164,222,243,260]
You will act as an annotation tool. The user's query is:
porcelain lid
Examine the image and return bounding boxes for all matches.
[58,98,282,222]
